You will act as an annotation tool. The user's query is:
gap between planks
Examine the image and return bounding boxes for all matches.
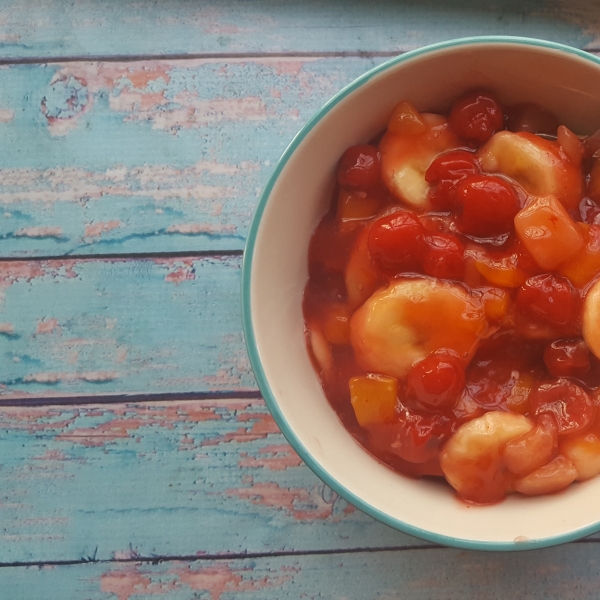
[1,537,600,569]
[0,249,244,263]
[0,49,597,68]
[0,389,263,407]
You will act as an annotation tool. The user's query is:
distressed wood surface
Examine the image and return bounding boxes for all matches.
[0,0,599,59]
[0,399,425,564]
[5,544,600,600]
[5,0,600,596]
[0,57,382,257]
[0,256,256,398]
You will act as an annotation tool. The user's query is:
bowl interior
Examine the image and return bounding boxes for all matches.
[245,38,600,550]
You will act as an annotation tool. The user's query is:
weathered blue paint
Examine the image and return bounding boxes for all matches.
[0,57,383,257]
[5,544,600,599]
[0,0,597,59]
[0,257,256,397]
[0,400,422,563]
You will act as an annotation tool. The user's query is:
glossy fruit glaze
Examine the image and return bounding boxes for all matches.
[303,89,600,504]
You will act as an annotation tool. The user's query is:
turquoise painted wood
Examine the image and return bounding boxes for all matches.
[0,399,424,563]
[0,57,383,257]
[0,257,256,398]
[0,0,598,59]
[5,544,600,599]
[5,0,600,596]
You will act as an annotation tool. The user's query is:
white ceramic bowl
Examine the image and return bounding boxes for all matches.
[242,36,600,550]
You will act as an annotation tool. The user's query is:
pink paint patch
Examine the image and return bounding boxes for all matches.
[238,444,303,471]
[100,567,177,600]
[36,318,60,334]
[0,322,14,335]
[171,563,291,600]
[84,220,122,238]
[226,481,335,520]
[165,266,196,284]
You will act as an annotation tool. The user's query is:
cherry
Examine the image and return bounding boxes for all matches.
[422,233,465,280]
[425,150,481,211]
[407,352,465,410]
[449,89,504,144]
[367,210,426,274]
[456,175,520,238]
[516,274,580,328]
[337,144,380,189]
[529,379,594,436]
[543,339,591,378]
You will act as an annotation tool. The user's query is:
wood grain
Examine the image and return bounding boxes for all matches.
[0,57,381,257]
[5,544,600,599]
[0,399,423,563]
[0,0,598,59]
[0,256,257,399]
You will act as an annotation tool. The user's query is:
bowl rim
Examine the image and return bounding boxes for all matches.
[241,35,600,551]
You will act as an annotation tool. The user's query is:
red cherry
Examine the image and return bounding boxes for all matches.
[516,274,580,328]
[449,89,504,144]
[456,175,520,237]
[422,233,465,280]
[407,352,465,410]
[367,210,426,274]
[529,379,594,436]
[425,151,481,211]
[543,339,591,378]
[337,144,380,189]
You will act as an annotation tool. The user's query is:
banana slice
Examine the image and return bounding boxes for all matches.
[582,278,600,360]
[349,277,488,379]
[478,131,583,210]
[440,411,534,503]
[379,114,459,210]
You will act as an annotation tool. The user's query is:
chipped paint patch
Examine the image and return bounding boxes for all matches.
[36,318,60,334]
[84,220,122,238]
[238,444,303,471]
[14,226,63,238]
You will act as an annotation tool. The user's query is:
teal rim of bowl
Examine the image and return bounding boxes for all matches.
[241,35,600,552]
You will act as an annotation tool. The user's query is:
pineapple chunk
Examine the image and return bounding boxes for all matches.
[350,374,398,427]
[514,195,584,271]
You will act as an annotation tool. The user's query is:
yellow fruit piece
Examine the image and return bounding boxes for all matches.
[513,455,578,496]
[440,411,534,503]
[583,278,600,360]
[379,113,459,209]
[470,249,527,288]
[558,223,600,288]
[514,195,584,271]
[350,374,398,427]
[479,287,510,322]
[387,100,427,136]
[336,189,381,233]
[561,428,600,481]
[350,278,488,379]
[345,226,382,311]
[478,130,583,210]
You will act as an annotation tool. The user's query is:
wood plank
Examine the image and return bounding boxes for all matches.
[0,57,382,257]
[0,399,424,563]
[0,256,258,398]
[5,544,600,599]
[0,0,598,59]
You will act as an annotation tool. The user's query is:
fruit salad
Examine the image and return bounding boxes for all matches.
[303,89,600,504]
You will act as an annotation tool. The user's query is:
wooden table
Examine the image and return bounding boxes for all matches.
[3,2,600,597]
